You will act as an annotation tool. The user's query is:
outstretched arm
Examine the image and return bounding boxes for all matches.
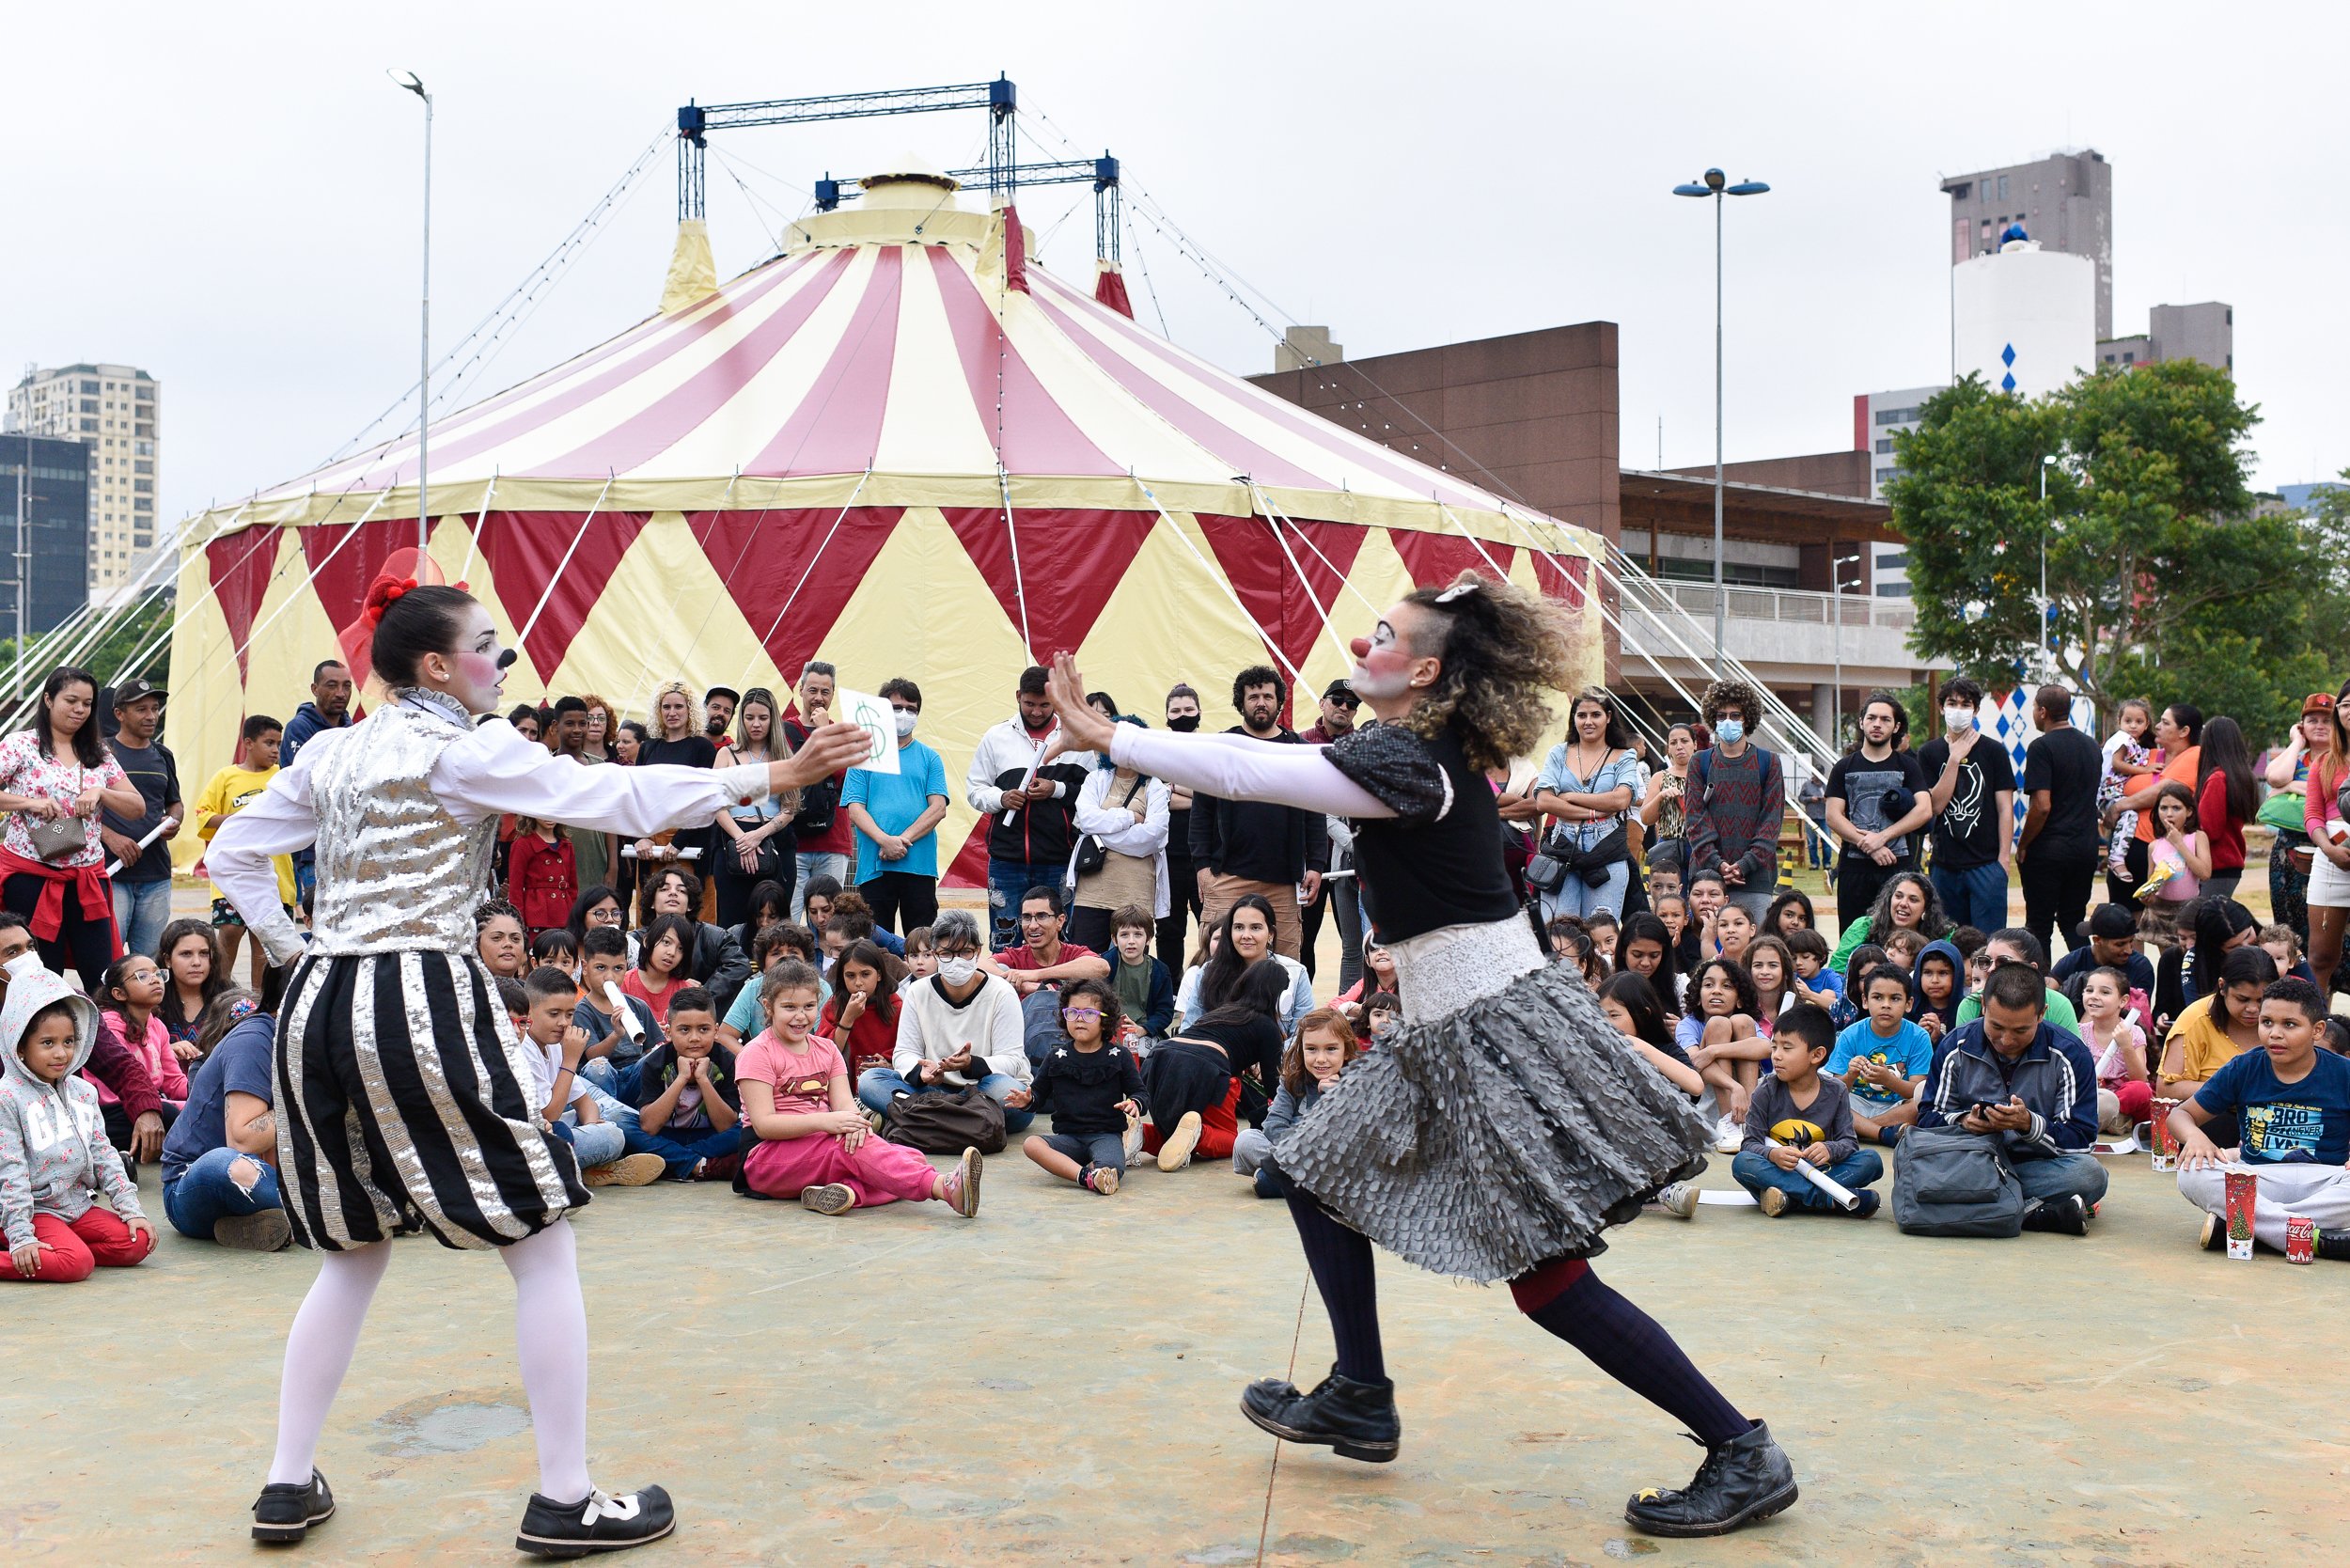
[437,720,870,837]
[1042,652,1392,819]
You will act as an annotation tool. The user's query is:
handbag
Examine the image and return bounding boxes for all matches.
[729,817,784,881]
[1072,776,1145,880]
[27,768,87,862]
[881,1085,1009,1155]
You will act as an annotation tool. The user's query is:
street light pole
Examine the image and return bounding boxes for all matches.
[1673,168,1770,675]
[2039,453,2059,680]
[391,70,432,554]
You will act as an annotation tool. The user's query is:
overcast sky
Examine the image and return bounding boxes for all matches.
[6,2,2342,528]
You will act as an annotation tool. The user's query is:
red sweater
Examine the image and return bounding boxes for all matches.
[821,991,902,1079]
[2197,770,2246,873]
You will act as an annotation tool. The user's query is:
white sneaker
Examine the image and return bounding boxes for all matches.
[1713,1116,1743,1154]
[1654,1182,1700,1220]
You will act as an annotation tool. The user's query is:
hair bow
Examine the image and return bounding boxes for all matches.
[361,575,423,629]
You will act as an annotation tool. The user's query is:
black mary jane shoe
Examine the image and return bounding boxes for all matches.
[251,1467,335,1544]
[514,1483,676,1559]
[1240,1365,1402,1463]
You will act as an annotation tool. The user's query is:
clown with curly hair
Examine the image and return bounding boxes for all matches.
[1041,571,1795,1540]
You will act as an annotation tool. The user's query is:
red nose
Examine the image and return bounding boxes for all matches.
[1349,636,1371,659]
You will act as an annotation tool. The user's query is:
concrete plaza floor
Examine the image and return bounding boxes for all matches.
[3,1131,2341,1566]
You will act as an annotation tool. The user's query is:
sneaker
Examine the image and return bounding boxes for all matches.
[2199,1212,2226,1252]
[799,1183,856,1215]
[1241,1364,1402,1463]
[2022,1194,2090,1237]
[2318,1229,2350,1262]
[583,1153,666,1189]
[214,1210,292,1251]
[1713,1116,1743,1154]
[940,1147,982,1216]
[1157,1110,1203,1171]
[1624,1419,1797,1538]
[252,1467,335,1544]
[514,1484,676,1558]
[1654,1182,1700,1220]
[1084,1165,1120,1196]
[863,1106,885,1135]
[1843,1190,1881,1220]
[1757,1185,1788,1218]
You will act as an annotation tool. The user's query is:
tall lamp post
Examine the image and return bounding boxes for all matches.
[1673,167,1770,675]
[390,70,432,553]
[1830,544,1863,752]
[2038,452,2059,680]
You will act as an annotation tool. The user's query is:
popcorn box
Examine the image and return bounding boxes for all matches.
[2149,1099,2180,1172]
[2224,1168,2256,1261]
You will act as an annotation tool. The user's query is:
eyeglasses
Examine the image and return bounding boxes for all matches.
[1062,1007,1102,1021]
[1019,912,1058,924]
[934,947,979,960]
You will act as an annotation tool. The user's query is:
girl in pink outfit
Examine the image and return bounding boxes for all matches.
[736,960,979,1216]
[98,952,187,1108]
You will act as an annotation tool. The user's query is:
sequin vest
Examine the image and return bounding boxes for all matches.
[306,697,496,956]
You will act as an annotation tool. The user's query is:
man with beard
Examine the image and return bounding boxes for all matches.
[1298,680,1364,986]
[1191,666,1327,959]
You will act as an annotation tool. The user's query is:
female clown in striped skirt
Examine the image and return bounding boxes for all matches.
[209,580,870,1558]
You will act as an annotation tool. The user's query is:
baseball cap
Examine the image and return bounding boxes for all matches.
[2075,903,2138,945]
[113,678,165,708]
[1322,679,1358,704]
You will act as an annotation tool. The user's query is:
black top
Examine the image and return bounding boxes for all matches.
[2022,726,2106,863]
[1170,1011,1286,1094]
[1028,1041,1146,1136]
[641,735,718,770]
[1823,747,1927,864]
[102,737,180,884]
[1190,726,1331,885]
[1331,723,1519,943]
[1914,736,2018,870]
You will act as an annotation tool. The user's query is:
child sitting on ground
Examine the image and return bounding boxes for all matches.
[1334,943,1400,1020]
[520,965,663,1188]
[1963,940,1994,998]
[531,927,580,979]
[738,960,980,1215]
[2170,977,2350,1256]
[624,985,744,1182]
[2259,923,2311,983]
[1617,912,1682,1014]
[1359,992,1400,1043]
[574,926,659,1094]
[1745,935,1796,1038]
[1545,916,1607,985]
[1024,978,1145,1196]
[99,952,188,1116]
[625,913,697,1027]
[820,940,905,1090]
[1654,892,1692,977]
[1733,1002,1884,1218]
[2076,965,2154,1136]
[1105,904,1175,1043]
[1911,939,1965,1043]
[1681,956,1764,1130]
[1586,908,1621,967]
[1785,928,1842,1020]
[1713,902,1755,966]
[1828,964,1935,1146]
[900,926,935,987]
[1881,927,1926,976]
[1232,1007,1359,1200]
[2,965,156,1281]
[721,922,824,1046]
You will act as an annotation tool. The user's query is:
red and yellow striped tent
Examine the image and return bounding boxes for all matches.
[170,163,1602,886]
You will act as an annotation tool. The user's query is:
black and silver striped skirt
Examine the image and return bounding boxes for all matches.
[274,949,588,1251]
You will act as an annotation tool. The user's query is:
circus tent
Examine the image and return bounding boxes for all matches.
[168,160,1605,886]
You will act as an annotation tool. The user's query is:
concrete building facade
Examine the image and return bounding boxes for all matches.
[1942,149,2112,337]
[6,362,160,599]
[0,434,94,642]
[2100,302,2233,372]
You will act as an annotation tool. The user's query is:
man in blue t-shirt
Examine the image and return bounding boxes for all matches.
[2171,977,2350,1258]
[158,1007,289,1249]
[841,677,952,937]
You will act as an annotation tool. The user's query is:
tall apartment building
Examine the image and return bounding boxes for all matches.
[1942,150,2111,338]
[6,363,161,598]
[0,434,94,640]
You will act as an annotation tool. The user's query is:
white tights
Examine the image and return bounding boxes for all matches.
[267,1220,593,1503]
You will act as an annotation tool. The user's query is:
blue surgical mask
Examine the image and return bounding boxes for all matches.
[1715,718,1746,746]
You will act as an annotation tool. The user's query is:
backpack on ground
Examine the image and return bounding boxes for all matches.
[881,1086,1009,1155]
[1890,1124,2025,1237]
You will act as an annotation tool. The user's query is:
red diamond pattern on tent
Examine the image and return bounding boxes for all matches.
[691,507,907,682]
[941,507,1158,665]
[1192,514,1367,709]
[300,516,442,686]
[942,828,992,891]
[1388,528,1513,595]
[1531,548,1590,609]
[205,527,282,682]
[474,510,652,681]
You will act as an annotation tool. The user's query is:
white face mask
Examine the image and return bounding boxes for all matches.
[894,710,918,739]
[935,956,978,986]
[1944,708,1975,734]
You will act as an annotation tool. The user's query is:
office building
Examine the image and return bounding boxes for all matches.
[1942,150,2111,338]
[2098,302,2233,373]
[6,363,161,597]
[0,434,94,641]
[1850,385,1947,597]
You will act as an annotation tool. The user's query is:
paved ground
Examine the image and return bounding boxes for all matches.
[7,1129,2342,1566]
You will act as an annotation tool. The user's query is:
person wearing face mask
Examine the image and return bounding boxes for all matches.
[860,909,1035,1131]
[1157,684,1206,976]
[1038,572,1789,1542]
[207,576,870,1558]
[1684,678,1785,925]
[1916,677,2018,934]
[966,666,1098,949]
[841,678,950,937]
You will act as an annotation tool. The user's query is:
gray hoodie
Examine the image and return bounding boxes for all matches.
[0,960,143,1248]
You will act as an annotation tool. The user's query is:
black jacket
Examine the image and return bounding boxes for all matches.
[1189,727,1331,885]
[688,922,750,1015]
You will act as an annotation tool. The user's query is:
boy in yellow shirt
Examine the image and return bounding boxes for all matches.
[196,715,290,987]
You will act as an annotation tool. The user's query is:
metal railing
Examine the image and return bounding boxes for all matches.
[1621,577,1916,634]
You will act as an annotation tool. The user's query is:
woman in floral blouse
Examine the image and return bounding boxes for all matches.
[0,666,143,989]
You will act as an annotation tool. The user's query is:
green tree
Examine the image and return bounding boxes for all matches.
[1886,361,2323,740]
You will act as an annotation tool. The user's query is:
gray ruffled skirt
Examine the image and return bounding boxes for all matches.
[1279,917,1713,1283]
